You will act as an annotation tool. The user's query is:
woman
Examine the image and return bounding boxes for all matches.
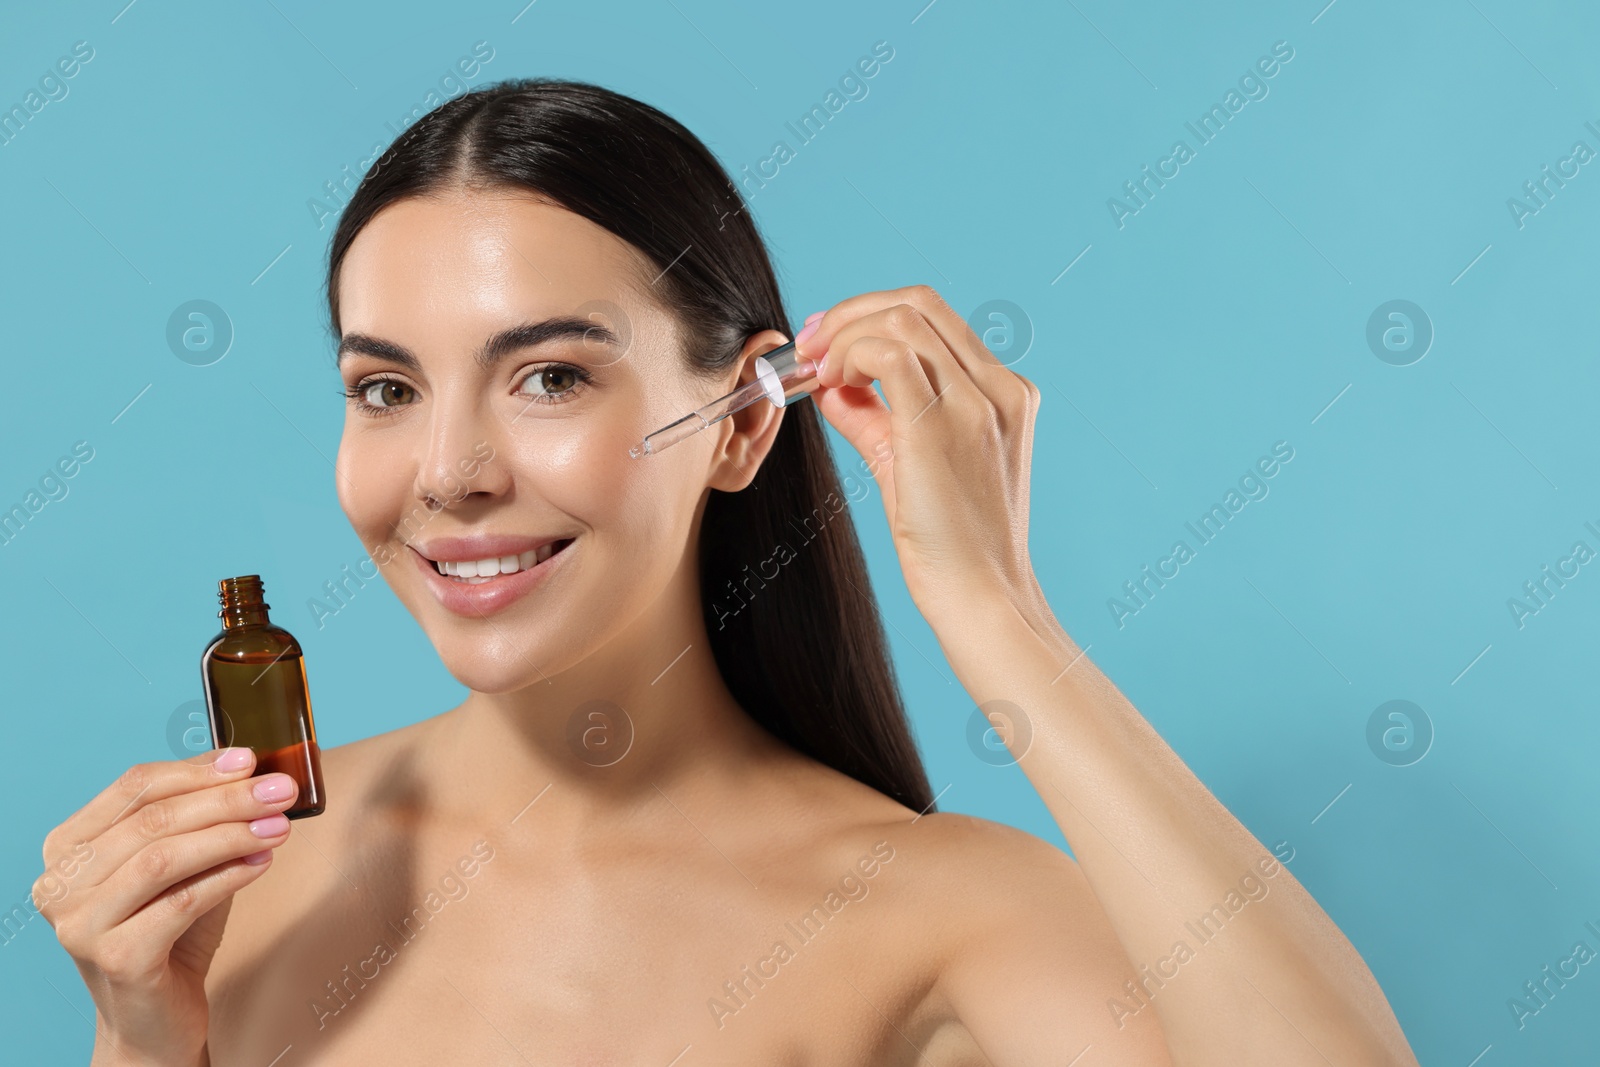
[37,78,1419,1065]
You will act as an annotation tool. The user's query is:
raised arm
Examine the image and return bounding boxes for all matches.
[795,285,1420,1066]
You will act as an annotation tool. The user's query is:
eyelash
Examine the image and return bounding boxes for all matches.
[340,363,594,418]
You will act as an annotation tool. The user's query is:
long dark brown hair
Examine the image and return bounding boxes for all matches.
[323,77,935,813]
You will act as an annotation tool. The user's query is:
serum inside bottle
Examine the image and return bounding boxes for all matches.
[200,575,326,819]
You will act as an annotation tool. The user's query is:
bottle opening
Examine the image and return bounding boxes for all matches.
[218,574,270,618]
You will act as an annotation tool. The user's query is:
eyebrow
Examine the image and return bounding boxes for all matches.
[335,316,622,371]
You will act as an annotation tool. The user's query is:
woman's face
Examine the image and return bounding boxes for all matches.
[333,187,783,693]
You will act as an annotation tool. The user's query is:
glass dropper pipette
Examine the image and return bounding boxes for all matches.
[629,339,820,458]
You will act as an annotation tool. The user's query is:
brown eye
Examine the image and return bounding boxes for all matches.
[364,380,414,408]
[517,364,590,404]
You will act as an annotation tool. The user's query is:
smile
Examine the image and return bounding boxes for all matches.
[431,540,570,582]
[408,535,577,616]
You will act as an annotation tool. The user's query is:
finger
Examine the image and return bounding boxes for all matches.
[824,334,989,444]
[824,287,1041,419]
[812,301,994,439]
[90,815,290,936]
[44,749,259,881]
[81,770,300,892]
[101,852,276,974]
[813,302,988,415]
[799,285,1012,395]
[812,382,894,487]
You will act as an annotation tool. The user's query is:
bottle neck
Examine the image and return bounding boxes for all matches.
[220,607,271,630]
[217,575,272,630]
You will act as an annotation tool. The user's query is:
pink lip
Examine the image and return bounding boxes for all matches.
[408,538,575,618]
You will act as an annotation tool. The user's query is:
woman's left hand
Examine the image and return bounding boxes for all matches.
[793,284,1045,627]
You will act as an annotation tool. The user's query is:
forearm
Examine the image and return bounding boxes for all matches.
[933,584,1418,1067]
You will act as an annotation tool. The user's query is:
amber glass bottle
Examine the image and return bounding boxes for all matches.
[200,575,326,819]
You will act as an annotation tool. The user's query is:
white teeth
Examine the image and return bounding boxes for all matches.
[433,541,566,579]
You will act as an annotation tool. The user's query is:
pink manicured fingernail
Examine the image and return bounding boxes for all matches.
[818,353,829,374]
[249,813,290,838]
[253,775,295,802]
[796,319,820,346]
[213,747,251,772]
[803,310,825,325]
[243,849,272,865]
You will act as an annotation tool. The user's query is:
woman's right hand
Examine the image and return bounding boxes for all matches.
[34,747,299,1067]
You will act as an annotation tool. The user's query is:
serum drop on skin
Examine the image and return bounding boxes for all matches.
[200,575,327,819]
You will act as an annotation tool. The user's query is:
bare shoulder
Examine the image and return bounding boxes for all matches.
[302,709,476,836]
[213,716,438,948]
[314,712,434,794]
[755,759,1102,963]
[767,758,1172,1063]
[754,753,1083,913]
[901,808,1074,873]
[882,808,1099,945]
[876,809,1174,1065]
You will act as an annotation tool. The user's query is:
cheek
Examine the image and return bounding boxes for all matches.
[336,435,412,540]
[507,426,661,530]
[506,419,702,551]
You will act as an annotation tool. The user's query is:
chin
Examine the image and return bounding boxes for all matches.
[378,528,666,694]
[432,630,561,694]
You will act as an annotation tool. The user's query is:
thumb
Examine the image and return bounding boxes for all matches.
[812,382,891,469]
[172,893,234,975]
[812,382,897,511]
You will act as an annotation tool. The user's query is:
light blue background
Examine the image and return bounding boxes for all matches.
[3,0,1597,1061]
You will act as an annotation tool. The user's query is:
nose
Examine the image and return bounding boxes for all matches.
[413,406,508,511]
